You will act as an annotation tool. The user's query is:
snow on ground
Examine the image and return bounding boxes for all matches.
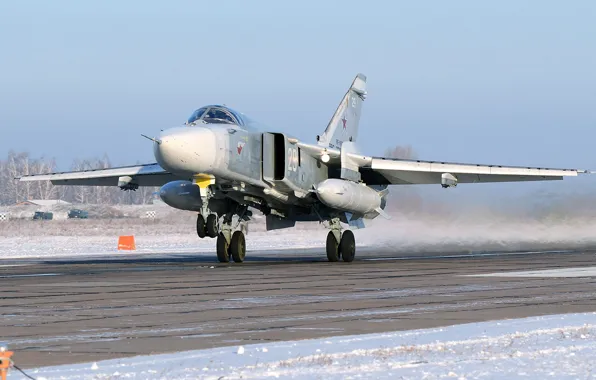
[0,232,329,259]
[13,312,596,380]
[467,266,596,278]
[2,201,596,259]
[2,213,596,259]
[0,211,329,259]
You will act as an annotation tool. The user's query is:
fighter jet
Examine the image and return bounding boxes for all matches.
[19,74,588,263]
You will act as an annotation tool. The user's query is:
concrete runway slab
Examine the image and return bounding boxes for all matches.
[1,247,595,368]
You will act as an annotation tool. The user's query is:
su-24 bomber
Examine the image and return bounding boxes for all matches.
[19,74,589,263]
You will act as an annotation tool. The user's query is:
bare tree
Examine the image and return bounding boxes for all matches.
[5,152,29,203]
[70,158,91,204]
[34,157,57,200]
[86,155,112,204]
[0,151,161,206]
[59,154,159,205]
[0,158,9,205]
[384,145,417,160]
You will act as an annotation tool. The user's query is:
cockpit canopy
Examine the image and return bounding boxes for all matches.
[187,105,248,126]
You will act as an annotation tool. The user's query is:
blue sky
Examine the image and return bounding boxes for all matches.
[1,1,595,195]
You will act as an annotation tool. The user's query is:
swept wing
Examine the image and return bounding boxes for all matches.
[17,163,185,187]
[360,156,583,185]
[295,141,584,185]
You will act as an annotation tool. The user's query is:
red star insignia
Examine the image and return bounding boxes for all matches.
[341,117,347,129]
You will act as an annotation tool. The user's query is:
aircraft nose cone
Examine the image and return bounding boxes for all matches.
[154,127,217,175]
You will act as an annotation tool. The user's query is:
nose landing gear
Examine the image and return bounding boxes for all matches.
[196,213,220,238]
[206,214,219,238]
[196,214,206,238]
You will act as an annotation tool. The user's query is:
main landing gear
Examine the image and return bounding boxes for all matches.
[196,207,249,264]
[325,217,356,263]
[217,230,246,263]
[216,215,247,263]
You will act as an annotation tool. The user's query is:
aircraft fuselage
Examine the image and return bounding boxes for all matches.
[153,121,329,220]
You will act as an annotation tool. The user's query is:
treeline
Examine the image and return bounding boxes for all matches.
[0,151,158,206]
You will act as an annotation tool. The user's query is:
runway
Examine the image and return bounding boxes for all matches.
[1,247,596,369]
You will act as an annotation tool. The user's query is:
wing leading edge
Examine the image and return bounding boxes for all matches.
[17,163,186,187]
[362,156,584,185]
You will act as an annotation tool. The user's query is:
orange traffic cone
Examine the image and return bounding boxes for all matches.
[118,236,136,251]
[0,349,13,380]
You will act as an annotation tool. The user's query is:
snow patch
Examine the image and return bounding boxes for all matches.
[16,312,596,380]
[467,266,596,278]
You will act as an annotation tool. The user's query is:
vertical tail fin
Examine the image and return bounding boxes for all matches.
[317,73,367,149]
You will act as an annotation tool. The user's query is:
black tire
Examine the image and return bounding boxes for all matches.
[216,233,230,263]
[206,214,219,238]
[326,231,340,262]
[196,214,206,238]
[230,231,246,263]
[340,230,356,262]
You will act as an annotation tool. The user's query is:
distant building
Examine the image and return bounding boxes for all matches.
[16,200,71,207]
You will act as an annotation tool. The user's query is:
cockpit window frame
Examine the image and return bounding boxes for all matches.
[203,107,240,125]
[186,105,245,127]
[186,107,210,125]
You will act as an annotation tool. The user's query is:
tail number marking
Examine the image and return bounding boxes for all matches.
[287,148,299,172]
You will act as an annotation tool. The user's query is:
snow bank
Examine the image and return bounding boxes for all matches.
[16,312,596,379]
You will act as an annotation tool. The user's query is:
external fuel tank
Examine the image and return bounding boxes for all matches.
[315,179,383,215]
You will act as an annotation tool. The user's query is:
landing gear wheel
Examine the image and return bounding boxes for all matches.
[326,231,340,262]
[216,233,230,263]
[230,231,246,263]
[196,214,206,238]
[340,230,356,262]
[206,214,219,238]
